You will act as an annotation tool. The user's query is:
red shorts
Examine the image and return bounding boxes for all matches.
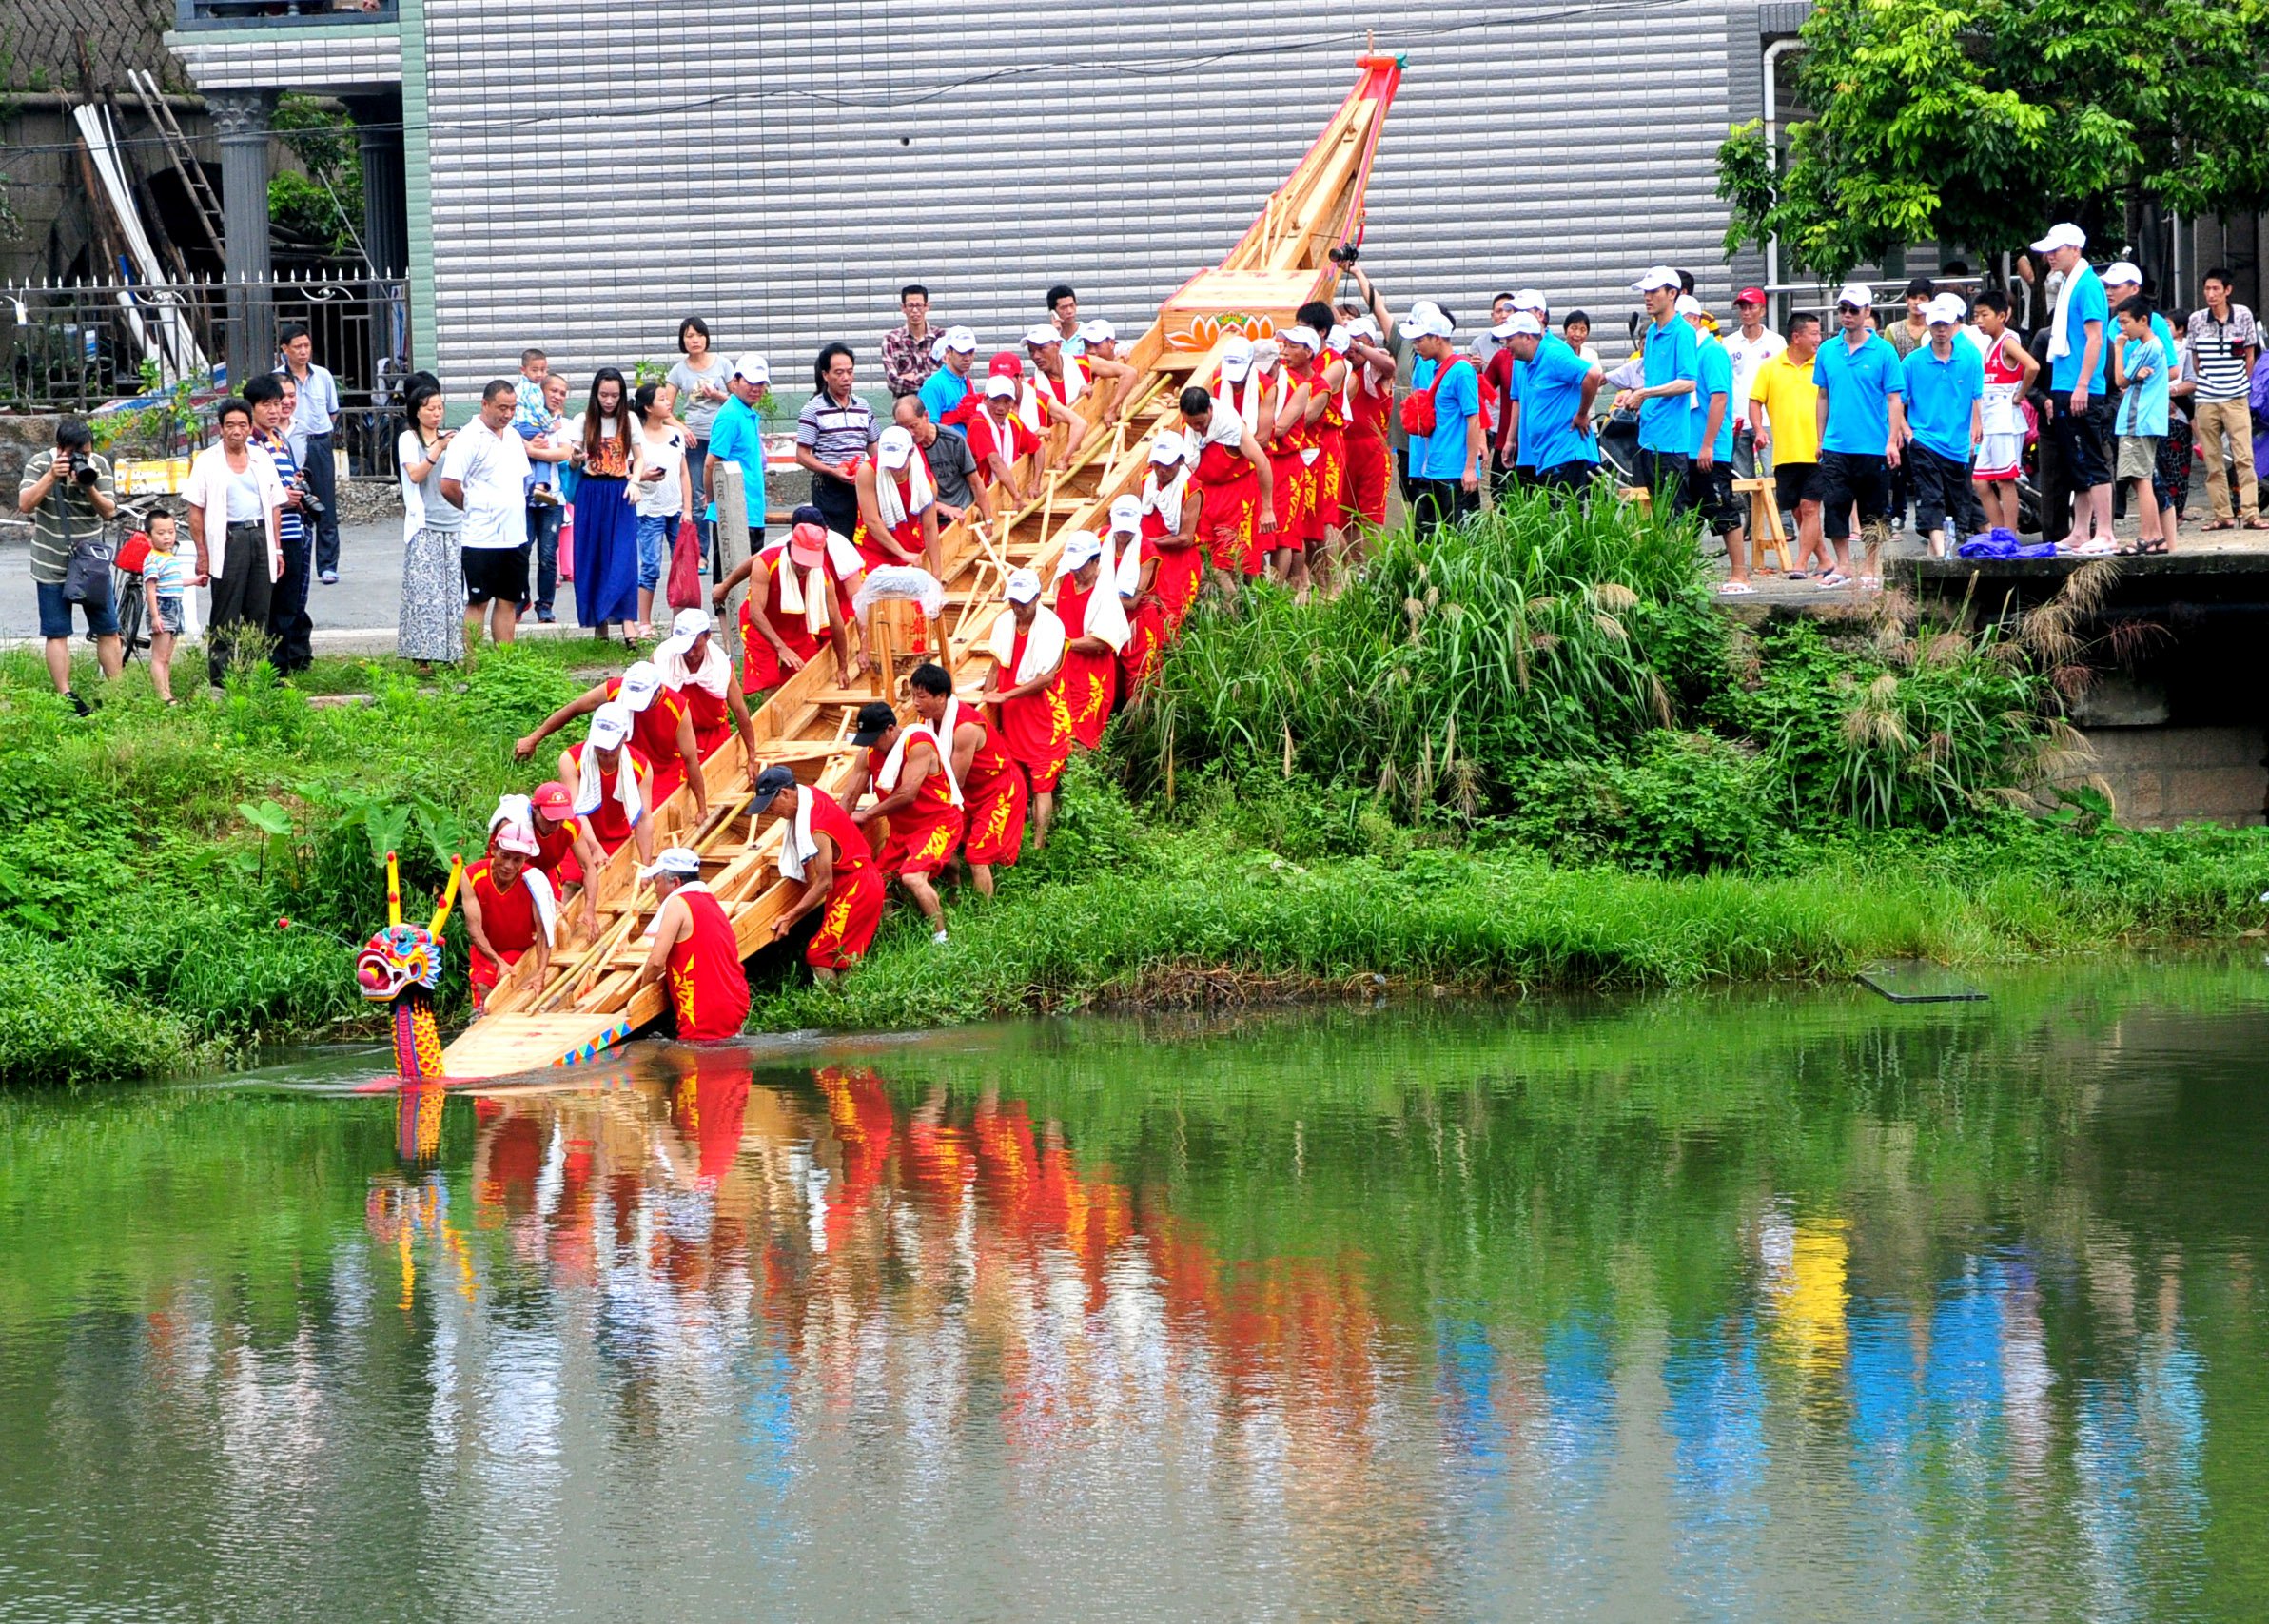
[1023,750,1069,793]
[1341,434,1389,527]
[961,773,1027,867]
[1197,482,1258,576]
[468,946,525,1011]
[1309,433,1346,542]
[806,866,884,970]
[1268,451,1312,550]
[875,806,966,878]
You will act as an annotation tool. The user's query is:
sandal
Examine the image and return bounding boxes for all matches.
[1717,579,1757,596]
[1859,575,1883,590]
[2245,519,2269,531]
[1818,571,1851,589]
[2202,519,2237,532]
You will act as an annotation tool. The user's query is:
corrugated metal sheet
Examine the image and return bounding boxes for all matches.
[421,1,1740,388]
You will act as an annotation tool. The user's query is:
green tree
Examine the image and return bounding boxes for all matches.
[267,91,365,257]
[1718,0,2269,279]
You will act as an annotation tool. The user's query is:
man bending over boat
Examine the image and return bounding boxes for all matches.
[753,764,885,982]
[635,847,750,1042]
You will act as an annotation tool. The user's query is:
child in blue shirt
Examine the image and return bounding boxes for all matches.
[2112,297,2170,553]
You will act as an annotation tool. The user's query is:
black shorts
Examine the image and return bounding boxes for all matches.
[1683,461,1742,536]
[1635,447,1690,502]
[462,543,531,606]
[1774,460,1820,510]
[1817,451,1892,540]
[1535,459,1598,490]
[1905,443,1974,535]
[2051,401,2112,490]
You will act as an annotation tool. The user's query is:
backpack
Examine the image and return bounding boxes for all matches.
[1399,358,1470,438]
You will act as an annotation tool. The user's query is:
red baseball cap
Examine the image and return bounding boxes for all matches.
[1735,286,1768,305]
[788,520,829,569]
[987,350,1023,379]
[532,782,573,814]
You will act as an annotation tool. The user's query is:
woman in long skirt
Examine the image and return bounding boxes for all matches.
[570,366,640,643]
[395,379,465,670]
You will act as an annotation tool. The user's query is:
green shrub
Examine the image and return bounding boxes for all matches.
[1491,731,1782,873]
[0,952,207,1086]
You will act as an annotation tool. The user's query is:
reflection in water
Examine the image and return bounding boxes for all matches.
[2,971,2264,1619]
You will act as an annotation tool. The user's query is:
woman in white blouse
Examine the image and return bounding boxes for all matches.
[180,395,285,689]
[396,380,465,669]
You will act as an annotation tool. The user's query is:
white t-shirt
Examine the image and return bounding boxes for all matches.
[632,420,689,519]
[438,418,532,551]
[1721,326,1788,428]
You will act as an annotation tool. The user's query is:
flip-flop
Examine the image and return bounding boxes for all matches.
[2202,519,2238,532]
[1859,576,1883,590]
[1818,572,1851,589]
[1717,580,1756,596]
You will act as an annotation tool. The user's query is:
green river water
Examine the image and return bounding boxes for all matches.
[3,961,2266,1621]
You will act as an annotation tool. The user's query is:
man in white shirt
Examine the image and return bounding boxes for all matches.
[1721,287,1787,478]
[276,323,342,581]
[440,379,534,646]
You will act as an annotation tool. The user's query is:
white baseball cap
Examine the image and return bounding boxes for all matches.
[1835,281,1873,310]
[1281,324,1321,353]
[1409,311,1455,341]
[1325,325,1353,355]
[1512,288,1548,313]
[617,660,662,711]
[1148,430,1185,464]
[636,847,702,881]
[982,373,1018,400]
[1495,312,1544,339]
[1022,323,1061,348]
[1631,266,1681,293]
[731,355,769,385]
[1078,318,1116,343]
[939,325,977,354]
[1108,493,1143,533]
[2102,261,2142,288]
[1926,292,1968,325]
[1058,529,1104,568]
[1675,294,1707,318]
[1004,567,1042,604]
[2030,222,2087,253]
[1219,335,1256,382]
[1403,299,1445,327]
[590,702,632,750]
[670,607,710,640]
[876,425,917,469]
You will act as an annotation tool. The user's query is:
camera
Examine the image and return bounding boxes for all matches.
[297,481,326,516]
[1328,244,1359,265]
[74,462,100,487]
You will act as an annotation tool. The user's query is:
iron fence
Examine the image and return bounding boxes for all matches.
[2,272,412,477]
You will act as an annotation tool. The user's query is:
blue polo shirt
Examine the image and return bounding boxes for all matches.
[919,364,969,425]
[1900,340,1985,462]
[1407,355,1480,480]
[2049,265,2110,395]
[703,393,767,527]
[1639,316,1700,452]
[1689,334,1736,462]
[1812,332,1906,457]
[1516,336,1599,469]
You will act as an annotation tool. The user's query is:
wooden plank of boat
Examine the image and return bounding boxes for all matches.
[438,55,1406,1082]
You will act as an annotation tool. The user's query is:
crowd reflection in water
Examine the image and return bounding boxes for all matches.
[355,1048,2213,1614]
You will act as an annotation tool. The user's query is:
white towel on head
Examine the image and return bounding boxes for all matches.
[875,719,962,807]
[488,793,534,841]
[2047,264,2085,363]
[1142,466,1189,533]
[873,448,935,530]
[773,790,820,882]
[988,603,1066,684]
[574,740,644,823]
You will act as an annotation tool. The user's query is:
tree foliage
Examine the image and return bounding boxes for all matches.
[1719,0,2269,278]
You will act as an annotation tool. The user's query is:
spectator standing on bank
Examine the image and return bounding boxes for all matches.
[395,378,464,670]
[2112,296,2173,553]
[630,382,694,634]
[2102,262,2179,540]
[243,373,313,674]
[569,367,641,641]
[919,327,980,427]
[1886,278,1934,359]
[1722,287,1785,478]
[139,509,187,705]
[1751,312,1828,576]
[276,323,342,582]
[1813,281,1907,588]
[523,372,573,623]
[440,380,536,649]
[2034,223,2117,553]
[883,285,939,399]
[668,316,732,557]
[1683,296,1750,590]
[2186,268,2264,529]
[1046,284,1086,357]
[1969,289,2038,536]
[16,417,122,711]
[1621,266,1698,502]
[181,398,285,687]
[704,354,773,555]
[1402,308,1482,538]
[1900,293,1985,558]
[796,343,880,540]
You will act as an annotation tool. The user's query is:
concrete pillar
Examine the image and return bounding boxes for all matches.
[208,88,277,391]
[352,96,408,278]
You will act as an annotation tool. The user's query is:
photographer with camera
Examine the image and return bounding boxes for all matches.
[15,418,122,714]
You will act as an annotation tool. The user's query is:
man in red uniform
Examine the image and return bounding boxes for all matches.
[656,606,761,779]
[634,847,750,1042]
[1050,530,1126,751]
[1176,384,1275,593]
[715,504,865,693]
[462,822,553,1012]
[851,423,940,575]
[525,781,605,936]
[1296,299,1354,585]
[753,765,884,982]
[1107,493,1164,695]
[1257,333,1318,587]
[908,661,1025,895]
[967,372,1044,507]
[557,701,655,865]
[514,659,702,816]
[1338,310,1396,537]
[1141,431,1203,632]
[982,566,1071,851]
[842,698,962,944]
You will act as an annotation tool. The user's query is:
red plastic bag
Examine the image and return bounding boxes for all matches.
[666,517,701,611]
[557,504,576,583]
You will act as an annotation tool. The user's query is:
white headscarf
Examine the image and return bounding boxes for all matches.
[575,705,645,823]
[657,608,731,698]
[875,719,962,807]
[988,602,1066,684]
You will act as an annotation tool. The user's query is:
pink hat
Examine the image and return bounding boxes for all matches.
[987,351,1023,379]
[788,520,829,569]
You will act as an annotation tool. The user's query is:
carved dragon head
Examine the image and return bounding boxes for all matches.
[356,922,442,1003]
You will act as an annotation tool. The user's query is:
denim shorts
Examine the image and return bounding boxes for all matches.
[636,513,671,591]
[153,595,186,636]
[37,577,119,640]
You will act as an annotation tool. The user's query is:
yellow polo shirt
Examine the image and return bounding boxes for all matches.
[1750,348,1823,466]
